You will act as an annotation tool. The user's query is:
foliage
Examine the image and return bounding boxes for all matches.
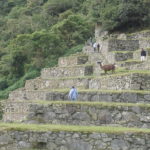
[90,0,150,31]
[0,0,150,99]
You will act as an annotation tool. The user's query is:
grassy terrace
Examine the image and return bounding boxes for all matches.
[117,59,141,63]
[14,100,150,108]
[0,123,150,134]
[23,89,150,94]
[112,51,134,54]
[43,63,93,69]
[127,29,150,36]
[42,70,150,80]
[59,53,88,58]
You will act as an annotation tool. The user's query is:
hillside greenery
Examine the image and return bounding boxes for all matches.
[0,0,150,99]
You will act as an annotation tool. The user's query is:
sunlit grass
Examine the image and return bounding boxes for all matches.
[0,123,150,134]
[26,100,150,108]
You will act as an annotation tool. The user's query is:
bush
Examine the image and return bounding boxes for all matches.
[0,78,8,90]
[91,0,150,31]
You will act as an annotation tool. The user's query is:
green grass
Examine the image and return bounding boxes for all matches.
[24,88,150,95]
[42,69,150,80]
[117,59,141,63]
[24,100,150,108]
[127,29,150,36]
[43,63,93,69]
[0,123,150,134]
[112,51,133,54]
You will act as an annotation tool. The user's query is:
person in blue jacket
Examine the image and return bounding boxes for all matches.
[68,86,78,101]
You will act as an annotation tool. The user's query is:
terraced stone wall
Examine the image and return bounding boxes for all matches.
[108,39,139,51]
[58,55,88,67]
[41,65,93,78]
[89,73,150,90]
[8,90,150,103]
[25,77,89,90]
[25,103,150,128]
[127,31,150,40]
[0,131,149,150]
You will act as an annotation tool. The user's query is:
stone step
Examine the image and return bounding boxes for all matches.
[8,89,150,103]
[0,123,149,150]
[3,101,150,128]
[58,54,88,67]
[41,64,93,78]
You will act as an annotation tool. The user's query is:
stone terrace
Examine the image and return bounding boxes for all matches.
[1,30,150,150]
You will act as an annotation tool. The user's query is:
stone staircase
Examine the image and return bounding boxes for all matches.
[1,30,150,150]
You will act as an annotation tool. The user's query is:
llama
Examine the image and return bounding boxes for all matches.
[97,62,115,74]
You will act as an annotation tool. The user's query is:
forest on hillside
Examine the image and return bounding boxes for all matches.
[0,0,150,99]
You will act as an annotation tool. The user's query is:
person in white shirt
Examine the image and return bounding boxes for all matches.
[68,86,78,101]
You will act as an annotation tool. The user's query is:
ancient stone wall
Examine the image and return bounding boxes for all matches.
[25,77,89,90]
[58,55,88,67]
[8,90,150,103]
[25,103,150,128]
[108,39,139,51]
[127,31,150,40]
[89,73,150,90]
[0,131,149,150]
[41,65,93,78]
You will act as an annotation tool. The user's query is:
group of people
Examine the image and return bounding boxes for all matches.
[93,42,101,52]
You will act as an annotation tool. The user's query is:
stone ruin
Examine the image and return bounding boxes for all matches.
[1,29,150,150]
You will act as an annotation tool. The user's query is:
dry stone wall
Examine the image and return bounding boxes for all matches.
[8,90,150,103]
[25,103,150,128]
[0,131,149,150]
[24,73,150,91]
[41,65,93,78]
[89,73,150,90]
[108,39,139,51]
[25,77,89,90]
[114,52,133,61]
[58,55,88,67]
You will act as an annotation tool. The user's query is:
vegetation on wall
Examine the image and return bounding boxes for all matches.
[0,0,150,99]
